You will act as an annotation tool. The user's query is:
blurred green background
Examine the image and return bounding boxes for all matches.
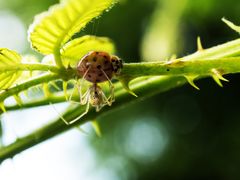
[0,0,240,179]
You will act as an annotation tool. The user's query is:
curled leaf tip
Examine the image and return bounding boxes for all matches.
[197,36,204,51]
[184,75,200,90]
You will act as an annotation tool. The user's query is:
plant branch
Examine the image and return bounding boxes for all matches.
[0,73,60,103]
[1,37,240,161]
[0,63,60,73]
[2,38,240,112]
[54,50,64,69]
[2,55,240,111]
[0,76,187,162]
[2,79,131,111]
[121,38,240,78]
[121,57,240,78]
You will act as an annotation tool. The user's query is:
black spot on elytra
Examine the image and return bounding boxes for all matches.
[98,73,103,77]
[93,57,97,62]
[96,52,99,55]
[97,65,102,69]
[88,74,92,78]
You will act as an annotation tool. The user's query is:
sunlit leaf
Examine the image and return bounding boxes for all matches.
[61,35,116,66]
[16,55,40,83]
[0,48,22,89]
[28,0,116,55]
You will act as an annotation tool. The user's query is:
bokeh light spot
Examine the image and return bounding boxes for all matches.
[124,117,168,163]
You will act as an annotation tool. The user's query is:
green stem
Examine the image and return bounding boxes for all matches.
[5,94,66,111]
[1,38,240,161]
[3,79,134,111]
[0,73,60,102]
[54,51,64,69]
[0,64,60,73]
[0,76,187,162]
[184,38,240,59]
[122,57,240,78]
[2,56,240,112]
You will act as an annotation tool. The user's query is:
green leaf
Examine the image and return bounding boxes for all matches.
[61,35,116,66]
[28,0,116,55]
[0,48,22,89]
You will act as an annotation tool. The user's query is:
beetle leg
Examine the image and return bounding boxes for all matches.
[79,67,90,104]
[67,95,91,125]
[100,69,115,105]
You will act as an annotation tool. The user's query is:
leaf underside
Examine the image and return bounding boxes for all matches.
[0,48,22,89]
[28,0,115,55]
[61,35,116,66]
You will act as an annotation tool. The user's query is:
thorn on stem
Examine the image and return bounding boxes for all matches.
[13,94,23,106]
[119,78,138,97]
[63,81,68,100]
[0,102,6,113]
[222,18,240,33]
[211,69,229,87]
[184,75,200,90]
[43,83,51,98]
[197,36,204,51]
[91,120,102,137]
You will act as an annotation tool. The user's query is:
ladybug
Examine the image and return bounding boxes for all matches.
[63,51,123,125]
[56,52,123,125]
[77,51,123,83]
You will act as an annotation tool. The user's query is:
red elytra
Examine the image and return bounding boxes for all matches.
[77,51,122,83]
[61,51,123,125]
